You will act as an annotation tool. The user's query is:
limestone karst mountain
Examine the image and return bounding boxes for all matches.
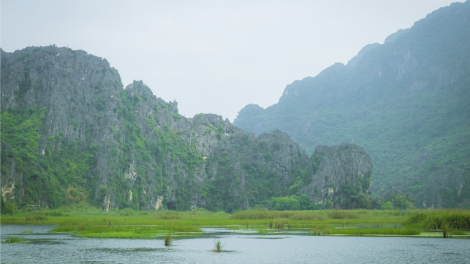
[234,1,470,208]
[0,46,371,211]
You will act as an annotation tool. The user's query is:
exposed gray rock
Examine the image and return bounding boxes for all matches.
[301,143,373,208]
[0,46,315,211]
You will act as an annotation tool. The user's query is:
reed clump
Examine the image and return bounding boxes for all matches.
[274,219,286,230]
[164,232,173,246]
[442,222,451,238]
[213,239,223,252]
[257,228,273,234]
[3,237,26,243]
[309,226,332,236]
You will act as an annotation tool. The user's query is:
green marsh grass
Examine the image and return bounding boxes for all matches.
[331,228,420,236]
[51,222,201,239]
[274,219,286,230]
[2,208,468,239]
[451,230,467,235]
[257,228,274,234]
[3,237,26,243]
[328,211,359,219]
[309,225,332,236]
[25,215,48,221]
[403,210,470,230]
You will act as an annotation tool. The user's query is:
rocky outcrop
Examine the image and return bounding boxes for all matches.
[0,46,313,211]
[301,143,373,208]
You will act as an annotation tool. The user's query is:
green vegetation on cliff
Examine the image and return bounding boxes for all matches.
[1,46,313,212]
[234,1,470,208]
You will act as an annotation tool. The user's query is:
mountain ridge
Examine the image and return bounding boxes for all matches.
[234,1,470,208]
[1,45,373,211]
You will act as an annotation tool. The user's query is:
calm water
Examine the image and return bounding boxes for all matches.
[1,225,469,263]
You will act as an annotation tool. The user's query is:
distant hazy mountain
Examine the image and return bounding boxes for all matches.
[234,1,470,208]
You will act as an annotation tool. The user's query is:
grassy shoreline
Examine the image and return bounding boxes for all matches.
[1,209,469,239]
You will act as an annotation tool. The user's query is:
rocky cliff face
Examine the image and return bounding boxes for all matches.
[1,46,317,211]
[300,143,373,209]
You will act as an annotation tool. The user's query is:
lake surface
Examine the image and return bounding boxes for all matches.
[1,225,469,263]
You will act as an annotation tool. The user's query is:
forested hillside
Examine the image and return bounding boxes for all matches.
[234,1,470,208]
[1,45,374,212]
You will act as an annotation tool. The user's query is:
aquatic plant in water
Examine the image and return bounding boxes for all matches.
[213,239,224,252]
[165,232,173,246]
[257,228,273,234]
[309,226,332,236]
[3,237,26,243]
[442,222,451,238]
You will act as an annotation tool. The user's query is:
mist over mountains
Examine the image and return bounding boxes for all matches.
[234,1,470,208]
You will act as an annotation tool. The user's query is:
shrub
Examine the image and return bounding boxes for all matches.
[0,193,7,214]
[309,202,324,210]
[270,196,300,211]
[325,199,333,209]
[358,193,371,209]
[381,202,393,210]
[298,194,311,210]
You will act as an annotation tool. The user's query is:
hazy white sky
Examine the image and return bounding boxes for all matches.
[1,0,463,121]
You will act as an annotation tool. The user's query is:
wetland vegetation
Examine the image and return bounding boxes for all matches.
[1,208,469,239]
[2,237,27,243]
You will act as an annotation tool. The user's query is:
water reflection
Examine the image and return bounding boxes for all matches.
[1,225,469,264]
